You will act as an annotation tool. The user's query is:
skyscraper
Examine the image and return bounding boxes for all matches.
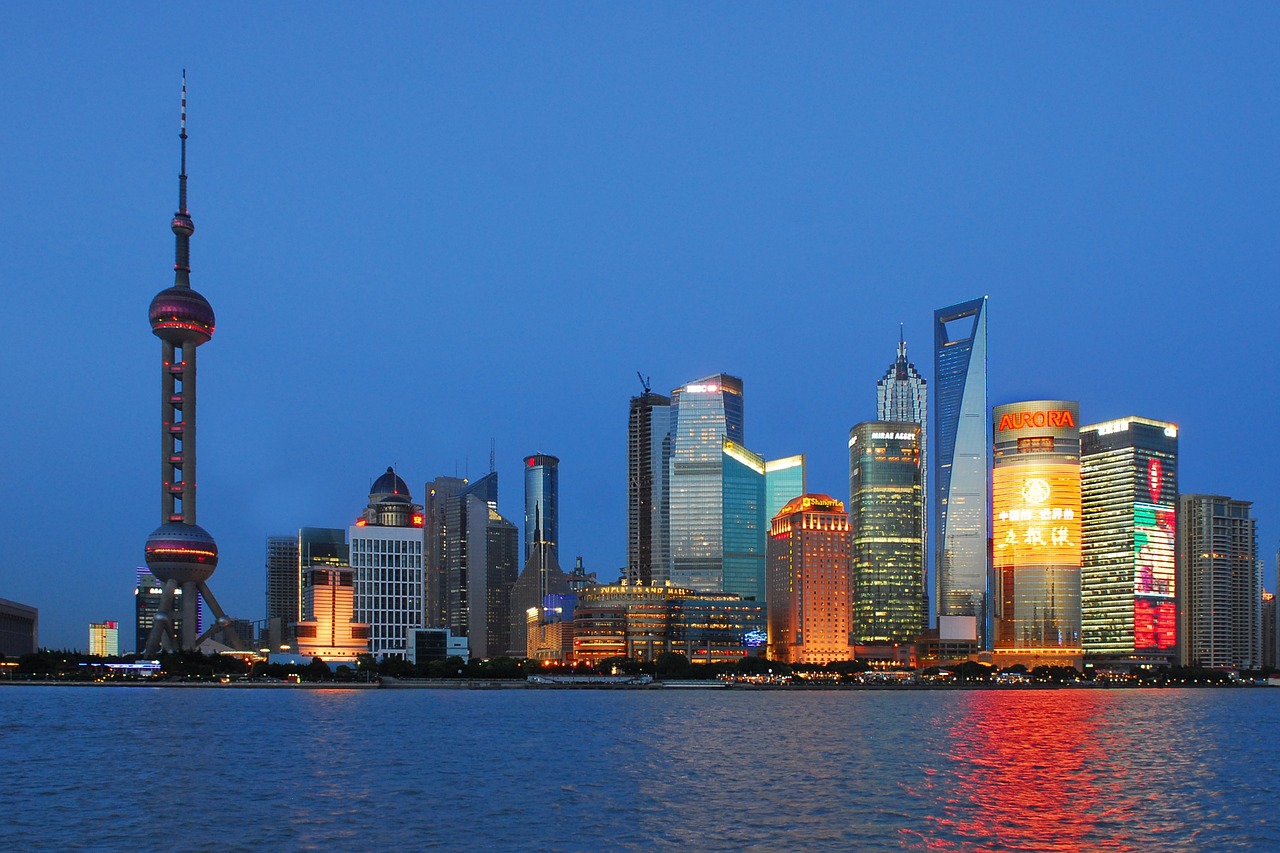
[1178,495,1261,669]
[89,621,119,657]
[508,508,571,657]
[1080,417,1179,664]
[722,440,768,602]
[877,327,928,607]
[266,529,349,631]
[991,401,1083,669]
[424,476,468,629]
[265,536,299,627]
[445,472,496,640]
[141,75,241,654]
[523,454,559,564]
[765,455,806,524]
[471,502,519,659]
[933,297,989,645]
[628,389,672,585]
[766,495,853,665]
[350,468,425,659]
[669,374,744,591]
[848,422,926,645]
[440,471,519,658]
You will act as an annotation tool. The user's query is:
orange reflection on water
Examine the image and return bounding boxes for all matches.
[920,690,1131,851]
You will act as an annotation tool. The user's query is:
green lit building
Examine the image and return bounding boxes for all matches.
[1080,417,1178,664]
[848,421,925,644]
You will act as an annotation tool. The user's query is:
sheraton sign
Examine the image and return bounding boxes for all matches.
[998,410,1076,432]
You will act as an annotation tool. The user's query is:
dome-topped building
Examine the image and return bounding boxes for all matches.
[360,467,423,528]
[370,466,411,501]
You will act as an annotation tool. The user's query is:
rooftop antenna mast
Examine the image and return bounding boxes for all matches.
[490,438,495,474]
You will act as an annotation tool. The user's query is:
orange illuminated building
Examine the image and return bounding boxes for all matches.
[572,604,628,666]
[294,567,371,665]
[991,400,1083,669]
[766,495,853,665]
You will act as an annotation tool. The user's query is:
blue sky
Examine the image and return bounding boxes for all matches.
[2,6,1278,651]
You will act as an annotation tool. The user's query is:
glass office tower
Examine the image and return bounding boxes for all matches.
[991,400,1083,665]
[848,422,926,644]
[722,440,767,601]
[523,454,559,564]
[765,455,806,523]
[628,391,672,585]
[933,297,989,644]
[669,374,744,591]
[877,329,928,613]
[1080,417,1178,663]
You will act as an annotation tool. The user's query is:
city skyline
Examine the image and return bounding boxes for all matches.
[3,7,1280,649]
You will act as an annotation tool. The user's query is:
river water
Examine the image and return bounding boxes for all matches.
[2,686,1277,850]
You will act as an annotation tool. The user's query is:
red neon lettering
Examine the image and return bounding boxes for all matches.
[998,410,1076,431]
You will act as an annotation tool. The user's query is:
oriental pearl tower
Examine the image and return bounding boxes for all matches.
[142,74,243,654]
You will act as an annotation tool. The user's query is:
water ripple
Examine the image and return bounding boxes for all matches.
[0,686,1276,850]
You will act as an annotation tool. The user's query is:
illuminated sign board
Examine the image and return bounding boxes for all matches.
[685,383,719,394]
[870,432,917,441]
[997,410,1076,432]
[993,463,1081,566]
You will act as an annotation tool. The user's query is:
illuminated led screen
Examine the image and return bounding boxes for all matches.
[1134,599,1175,650]
[1134,502,1176,650]
[993,463,1081,568]
[1134,503,1175,597]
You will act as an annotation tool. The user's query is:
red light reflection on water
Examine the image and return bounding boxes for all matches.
[914,691,1132,851]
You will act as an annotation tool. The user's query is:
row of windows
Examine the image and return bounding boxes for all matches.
[352,538,422,555]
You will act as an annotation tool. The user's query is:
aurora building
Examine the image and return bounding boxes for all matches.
[991,401,1083,668]
[933,297,989,644]
[1080,417,1178,664]
[848,422,926,644]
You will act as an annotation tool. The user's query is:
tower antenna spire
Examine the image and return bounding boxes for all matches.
[171,70,195,287]
[180,69,188,186]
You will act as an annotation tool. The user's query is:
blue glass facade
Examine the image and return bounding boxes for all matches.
[722,441,767,601]
[669,374,744,591]
[933,297,989,645]
[523,454,559,564]
[764,455,805,524]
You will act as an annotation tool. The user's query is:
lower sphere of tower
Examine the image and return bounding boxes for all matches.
[145,522,219,584]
